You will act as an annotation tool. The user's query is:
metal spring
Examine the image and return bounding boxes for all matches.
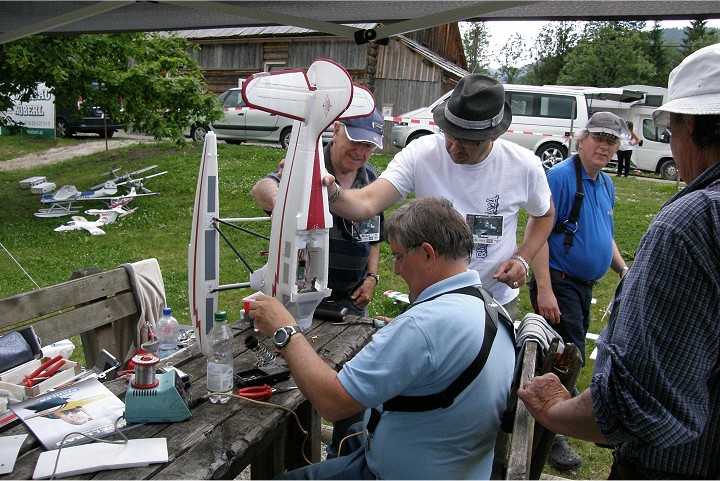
[245,335,276,367]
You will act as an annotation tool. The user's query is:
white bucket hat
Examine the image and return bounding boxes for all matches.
[653,43,720,128]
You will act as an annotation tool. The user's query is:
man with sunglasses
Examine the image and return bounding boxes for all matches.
[324,75,555,320]
[251,109,384,458]
[528,111,631,470]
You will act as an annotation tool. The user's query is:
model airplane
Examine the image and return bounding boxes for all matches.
[244,59,375,330]
[91,165,167,194]
[53,206,127,235]
[188,59,376,354]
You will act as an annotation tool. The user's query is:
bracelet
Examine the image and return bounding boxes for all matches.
[329,181,341,204]
[619,266,630,277]
[366,273,379,283]
[511,254,530,278]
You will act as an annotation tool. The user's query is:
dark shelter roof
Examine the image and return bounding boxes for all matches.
[2,1,720,45]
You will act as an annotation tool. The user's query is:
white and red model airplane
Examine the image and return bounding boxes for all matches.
[189,58,376,354]
[53,205,130,235]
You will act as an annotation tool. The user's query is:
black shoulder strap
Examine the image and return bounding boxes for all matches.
[383,287,499,412]
[553,154,584,249]
[365,286,513,449]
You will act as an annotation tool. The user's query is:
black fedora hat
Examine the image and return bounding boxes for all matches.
[432,74,512,141]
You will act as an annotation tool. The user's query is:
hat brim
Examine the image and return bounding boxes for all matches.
[344,125,383,148]
[432,100,512,141]
[652,92,720,128]
[587,128,622,138]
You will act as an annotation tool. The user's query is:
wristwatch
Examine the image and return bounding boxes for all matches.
[273,326,300,349]
[366,273,379,283]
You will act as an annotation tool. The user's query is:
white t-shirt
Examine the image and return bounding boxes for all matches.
[380,134,552,304]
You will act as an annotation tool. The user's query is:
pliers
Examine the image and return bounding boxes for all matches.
[23,355,66,387]
[237,384,299,400]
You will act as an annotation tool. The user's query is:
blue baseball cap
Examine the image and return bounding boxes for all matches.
[340,109,384,148]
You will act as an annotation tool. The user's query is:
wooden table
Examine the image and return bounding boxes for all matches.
[1,319,374,480]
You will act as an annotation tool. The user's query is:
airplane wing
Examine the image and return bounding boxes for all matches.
[241,70,315,121]
[82,224,106,235]
[48,185,80,201]
[337,84,376,120]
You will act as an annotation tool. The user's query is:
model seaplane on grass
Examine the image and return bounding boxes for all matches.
[189,59,376,354]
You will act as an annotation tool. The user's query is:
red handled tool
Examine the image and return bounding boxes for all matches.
[23,355,66,387]
[237,384,298,400]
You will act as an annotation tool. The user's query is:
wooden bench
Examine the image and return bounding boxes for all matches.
[0,264,149,369]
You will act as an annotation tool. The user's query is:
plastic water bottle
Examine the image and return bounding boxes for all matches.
[156,307,179,358]
[207,310,234,403]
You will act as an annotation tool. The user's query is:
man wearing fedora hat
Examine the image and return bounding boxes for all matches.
[325,74,554,318]
[518,43,720,479]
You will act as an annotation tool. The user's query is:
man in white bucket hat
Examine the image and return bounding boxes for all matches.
[324,74,555,320]
[519,43,720,479]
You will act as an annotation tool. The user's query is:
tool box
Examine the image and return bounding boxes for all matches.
[0,357,82,401]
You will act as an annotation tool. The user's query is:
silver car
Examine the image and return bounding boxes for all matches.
[188,88,295,148]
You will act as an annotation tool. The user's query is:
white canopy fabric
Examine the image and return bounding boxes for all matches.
[2,1,720,45]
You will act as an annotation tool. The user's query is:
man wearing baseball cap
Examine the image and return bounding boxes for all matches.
[519,43,720,479]
[251,108,384,459]
[325,75,555,319]
[528,110,631,470]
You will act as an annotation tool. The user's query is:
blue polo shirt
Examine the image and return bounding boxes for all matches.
[547,157,615,281]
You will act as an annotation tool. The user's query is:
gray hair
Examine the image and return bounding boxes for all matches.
[384,197,473,262]
[573,128,591,142]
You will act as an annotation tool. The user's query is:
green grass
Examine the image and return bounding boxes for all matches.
[0,136,681,478]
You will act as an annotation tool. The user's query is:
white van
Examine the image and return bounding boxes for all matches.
[391,84,591,168]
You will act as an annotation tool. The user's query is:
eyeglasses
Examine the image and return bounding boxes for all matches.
[442,131,486,149]
[383,245,420,267]
[590,133,619,145]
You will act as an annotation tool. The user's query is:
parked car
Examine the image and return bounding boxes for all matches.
[188,88,296,148]
[55,101,123,138]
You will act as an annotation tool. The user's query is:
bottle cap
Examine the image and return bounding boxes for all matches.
[215,310,228,322]
[163,307,172,316]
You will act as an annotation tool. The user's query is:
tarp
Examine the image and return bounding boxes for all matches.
[3,1,720,45]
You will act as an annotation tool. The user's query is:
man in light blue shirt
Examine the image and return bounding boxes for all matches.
[249,197,516,479]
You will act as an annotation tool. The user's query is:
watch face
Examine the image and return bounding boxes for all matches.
[274,328,289,346]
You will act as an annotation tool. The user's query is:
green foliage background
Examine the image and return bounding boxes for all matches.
[0,136,680,478]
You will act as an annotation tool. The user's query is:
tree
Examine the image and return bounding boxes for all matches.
[522,22,579,86]
[557,22,656,87]
[497,33,526,83]
[461,21,491,74]
[0,33,222,141]
[681,19,718,57]
[645,21,671,87]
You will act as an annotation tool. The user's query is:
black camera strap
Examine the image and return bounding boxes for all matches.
[552,154,584,249]
[365,285,513,452]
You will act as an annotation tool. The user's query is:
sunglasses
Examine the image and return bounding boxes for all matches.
[442,131,486,149]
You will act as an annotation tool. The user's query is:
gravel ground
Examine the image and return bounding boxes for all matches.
[0,131,154,172]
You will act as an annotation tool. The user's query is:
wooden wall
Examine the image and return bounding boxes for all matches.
[188,29,464,120]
